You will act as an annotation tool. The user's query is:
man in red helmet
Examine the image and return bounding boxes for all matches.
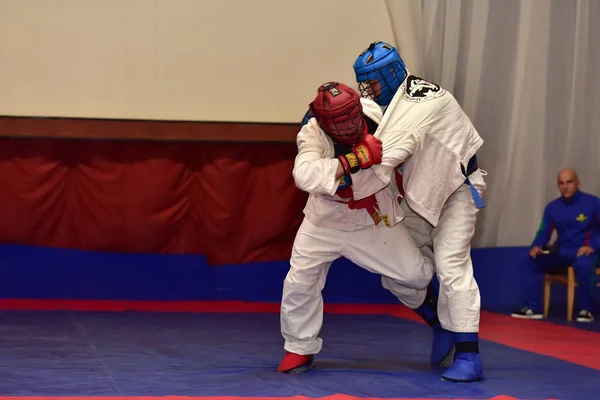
[278,82,440,374]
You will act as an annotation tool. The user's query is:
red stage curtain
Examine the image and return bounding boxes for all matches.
[0,138,307,265]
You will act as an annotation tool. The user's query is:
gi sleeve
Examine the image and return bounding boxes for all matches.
[351,130,417,200]
[292,122,339,196]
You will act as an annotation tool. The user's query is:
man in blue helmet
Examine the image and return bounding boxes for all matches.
[351,41,487,383]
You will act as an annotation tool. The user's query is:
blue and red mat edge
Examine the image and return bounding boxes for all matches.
[0,396,526,400]
[2,244,599,399]
[0,396,525,400]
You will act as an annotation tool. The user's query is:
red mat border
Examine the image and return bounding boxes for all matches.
[0,396,523,400]
[1,299,599,371]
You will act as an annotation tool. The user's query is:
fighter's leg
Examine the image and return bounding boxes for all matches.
[279,218,340,373]
[400,200,454,367]
[342,220,454,365]
[400,198,435,251]
[431,171,485,382]
[342,220,434,300]
[431,188,480,333]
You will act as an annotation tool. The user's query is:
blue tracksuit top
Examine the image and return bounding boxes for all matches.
[532,190,600,251]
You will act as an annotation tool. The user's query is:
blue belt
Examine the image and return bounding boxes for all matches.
[396,154,485,209]
[462,154,485,209]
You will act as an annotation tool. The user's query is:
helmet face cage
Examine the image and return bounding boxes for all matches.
[357,79,381,102]
[319,102,365,145]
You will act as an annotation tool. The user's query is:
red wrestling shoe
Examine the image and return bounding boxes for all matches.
[277,351,314,374]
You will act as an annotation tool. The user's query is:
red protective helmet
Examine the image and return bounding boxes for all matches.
[309,82,365,145]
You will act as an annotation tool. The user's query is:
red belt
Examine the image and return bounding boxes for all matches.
[335,184,388,226]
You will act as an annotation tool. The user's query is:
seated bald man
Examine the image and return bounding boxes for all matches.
[512,168,600,323]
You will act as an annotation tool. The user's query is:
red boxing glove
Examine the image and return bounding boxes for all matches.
[351,134,383,169]
[338,152,360,175]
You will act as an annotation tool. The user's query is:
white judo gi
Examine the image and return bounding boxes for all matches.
[355,75,487,333]
[280,117,435,356]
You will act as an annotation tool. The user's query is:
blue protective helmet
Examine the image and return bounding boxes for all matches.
[352,41,407,106]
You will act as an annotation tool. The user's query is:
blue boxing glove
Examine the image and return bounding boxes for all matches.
[336,174,353,199]
[337,174,352,191]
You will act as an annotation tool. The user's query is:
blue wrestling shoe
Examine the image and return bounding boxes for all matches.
[414,285,455,367]
[442,333,484,383]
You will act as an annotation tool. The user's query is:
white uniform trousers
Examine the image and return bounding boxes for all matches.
[281,218,435,355]
[400,168,486,333]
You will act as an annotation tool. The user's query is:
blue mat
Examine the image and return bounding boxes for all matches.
[0,311,598,399]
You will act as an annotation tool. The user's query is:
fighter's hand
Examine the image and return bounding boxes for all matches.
[352,134,383,169]
[338,152,361,175]
[529,246,543,258]
[577,246,595,257]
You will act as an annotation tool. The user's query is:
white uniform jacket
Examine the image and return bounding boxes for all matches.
[355,75,484,227]
[292,118,404,231]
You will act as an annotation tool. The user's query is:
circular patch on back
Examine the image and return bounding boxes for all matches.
[403,75,446,102]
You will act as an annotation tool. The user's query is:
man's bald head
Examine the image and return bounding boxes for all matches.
[557,168,580,199]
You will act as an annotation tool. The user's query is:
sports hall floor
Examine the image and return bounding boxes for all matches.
[1,300,598,400]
